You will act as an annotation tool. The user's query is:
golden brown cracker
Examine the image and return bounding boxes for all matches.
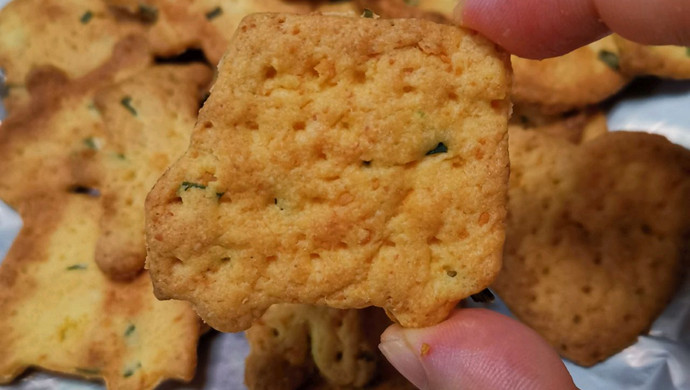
[0,37,151,206]
[511,36,631,114]
[93,64,213,280]
[0,193,200,388]
[245,305,381,389]
[146,13,511,332]
[495,129,690,366]
[246,305,414,390]
[0,0,147,91]
[510,109,609,144]
[104,0,313,65]
[613,36,690,79]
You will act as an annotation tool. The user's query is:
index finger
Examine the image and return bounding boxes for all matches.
[456,0,690,59]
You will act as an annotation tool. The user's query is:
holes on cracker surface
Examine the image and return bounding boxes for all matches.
[264,66,277,79]
[68,185,100,197]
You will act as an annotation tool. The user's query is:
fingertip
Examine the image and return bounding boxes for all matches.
[379,309,577,390]
[455,0,609,59]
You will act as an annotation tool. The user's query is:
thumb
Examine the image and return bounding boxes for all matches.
[378,308,578,390]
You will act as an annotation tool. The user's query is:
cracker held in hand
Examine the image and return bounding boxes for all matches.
[494,129,690,366]
[146,13,511,332]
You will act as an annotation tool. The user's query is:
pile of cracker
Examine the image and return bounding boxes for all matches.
[0,1,689,389]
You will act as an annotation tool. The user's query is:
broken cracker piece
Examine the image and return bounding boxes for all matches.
[146,13,511,331]
[245,305,384,389]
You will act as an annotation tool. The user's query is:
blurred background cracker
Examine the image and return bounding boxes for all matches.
[0,0,150,112]
[92,64,213,280]
[0,192,201,389]
[494,129,690,366]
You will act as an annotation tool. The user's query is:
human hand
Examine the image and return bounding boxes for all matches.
[379,308,578,390]
[454,0,690,59]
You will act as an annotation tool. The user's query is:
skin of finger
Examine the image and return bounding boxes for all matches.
[380,309,578,390]
[592,0,690,45]
[454,0,609,59]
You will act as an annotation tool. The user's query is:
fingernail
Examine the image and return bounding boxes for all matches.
[379,333,429,390]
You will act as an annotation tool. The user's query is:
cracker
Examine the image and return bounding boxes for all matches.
[146,13,511,331]
[613,35,690,79]
[510,109,609,144]
[0,0,147,94]
[0,37,151,206]
[355,1,628,115]
[93,64,213,280]
[511,36,631,114]
[494,129,690,366]
[353,0,451,23]
[245,305,384,389]
[0,193,200,388]
[104,0,313,65]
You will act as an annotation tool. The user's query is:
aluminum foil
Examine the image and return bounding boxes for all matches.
[0,8,688,385]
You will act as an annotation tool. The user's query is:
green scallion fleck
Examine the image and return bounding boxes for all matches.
[80,10,93,24]
[446,270,457,277]
[216,192,225,200]
[425,142,448,156]
[598,50,620,70]
[83,137,98,150]
[404,0,419,5]
[123,362,142,378]
[361,8,374,18]
[67,264,87,271]
[76,367,100,375]
[124,324,136,337]
[220,256,231,262]
[120,96,137,116]
[116,153,126,160]
[138,4,158,23]
[180,181,206,191]
[686,47,690,57]
[205,6,223,20]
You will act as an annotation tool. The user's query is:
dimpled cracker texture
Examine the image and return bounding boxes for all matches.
[511,36,631,114]
[93,64,213,280]
[495,129,690,366]
[146,13,511,332]
[0,0,147,110]
[245,305,397,389]
[613,35,690,79]
[0,193,200,389]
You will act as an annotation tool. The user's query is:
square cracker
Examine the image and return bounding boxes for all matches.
[146,13,511,332]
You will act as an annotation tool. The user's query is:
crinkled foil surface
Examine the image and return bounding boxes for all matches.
[0,0,688,385]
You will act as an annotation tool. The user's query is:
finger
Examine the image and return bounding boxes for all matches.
[454,0,690,59]
[379,309,578,390]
